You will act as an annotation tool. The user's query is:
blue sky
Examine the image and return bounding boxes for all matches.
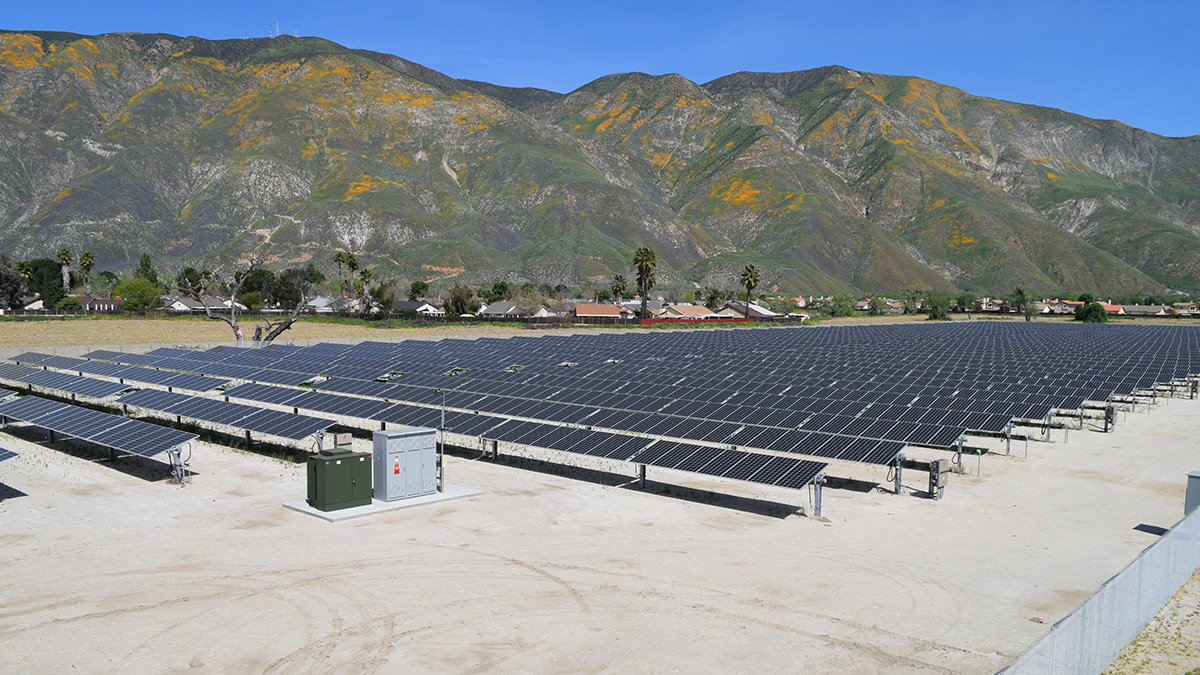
[6,1,1197,136]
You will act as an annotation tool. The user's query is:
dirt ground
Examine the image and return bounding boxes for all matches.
[0,317,536,349]
[1,355,1198,673]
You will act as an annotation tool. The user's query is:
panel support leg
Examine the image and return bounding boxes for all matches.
[813,474,825,517]
[637,464,646,488]
[893,454,904,495]
[244,430,252,448]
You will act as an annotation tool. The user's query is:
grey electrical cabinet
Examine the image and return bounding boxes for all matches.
[373,428,437,501]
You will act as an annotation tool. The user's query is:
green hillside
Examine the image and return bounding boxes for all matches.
[1,31,1197,295]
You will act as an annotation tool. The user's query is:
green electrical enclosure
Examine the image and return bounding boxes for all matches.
[307,449,373,512]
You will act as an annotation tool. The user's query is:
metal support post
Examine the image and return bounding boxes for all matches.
[893,454,904,495]
[437,389,446,492]
[976,447,982,477]
[955,438,964,474]
[1005,424,1012,456]
[244,429,252,448]
[637,463,646,488]
[813,474,825,517]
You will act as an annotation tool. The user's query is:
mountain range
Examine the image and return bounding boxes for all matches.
[1,30,1198,295]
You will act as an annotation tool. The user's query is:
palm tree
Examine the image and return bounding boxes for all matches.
[346,253,359,296]
[14,261,32,281]
[610,274,627,303]
[79,251,95,296]
[633,247,656,319]
[359,267,377,313]
[333,252,347,296]
[56,248,72,294]
[739,264,761,318]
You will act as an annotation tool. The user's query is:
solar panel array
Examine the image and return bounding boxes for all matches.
[119,389,334,441]
[218,382,828,490]
[0,362,130,399]
[0,395,196,458]
[207,323,1199,466]
[10,353,228,392]
[0,447,17,463]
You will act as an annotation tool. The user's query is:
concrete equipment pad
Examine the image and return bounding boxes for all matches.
[282,483,482,522]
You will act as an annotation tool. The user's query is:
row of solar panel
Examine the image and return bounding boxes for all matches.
[220,382,828,489]
[0,395,196,458]
[0,447,18,463]
[11,353,228,392]
[222,382,908,465]
[0,362,130,399]
[301,376,969,448]
[118,389,334,441]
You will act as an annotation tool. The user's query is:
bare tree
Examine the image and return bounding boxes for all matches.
[175,255,313,346]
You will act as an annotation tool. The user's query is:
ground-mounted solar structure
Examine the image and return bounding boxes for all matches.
[9,322,1200,504]
[118,388,335,448]
[0,395,197,482]
[11,352,229,392]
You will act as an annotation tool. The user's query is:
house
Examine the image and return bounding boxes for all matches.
[21,296,43,311]
[976,297,1003,312]
[656,303,721,319]
[1100,303,1125,316]
[1123,305,1170,316]
[305,296,337,313]
[573,303,627,319]
[479,300,526,318]
[164,295,248,312]
[621,299,662,317]
[1172,302,1198,317]
[391,299,444,316]
[1036,299,1080,315]
[81,296,123,312]
[531,306,555,318]
[720,301,779,319]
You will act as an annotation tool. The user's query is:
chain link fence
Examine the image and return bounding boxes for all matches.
[1000,505,1200,674]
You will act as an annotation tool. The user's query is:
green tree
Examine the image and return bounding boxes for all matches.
[868,296,888,316]
[334,252,348,296]
[739,264,761,318]
[633,247,657,319]
[901,287,923,314]
[1024,303,1038,321]
[0,255,27,310]
[113,277,163,309]
[1074,302,1108,323]
[78,251,95,296]
[56,248,72,294]
[445,283,478,316]
[1010,286,1030,313]
[55,297,83,311]
[924,292,950,320]
[409,280,429,301]
[954,292,976,313]
[24,258,65,308]
[304,263,326,285]
[134,253,158,286]
[1078,292,1095,304]
[238,292,263,312]
[358,268,377,312]
[610,274,628,301]
[345,253,359,291]
[827,293,855,317]
[702,287,724,310]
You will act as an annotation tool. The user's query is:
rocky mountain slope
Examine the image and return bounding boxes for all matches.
[1,30,1197,294]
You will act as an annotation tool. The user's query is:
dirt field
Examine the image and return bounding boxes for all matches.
[1,364,1197,672]
[0,317,538,349]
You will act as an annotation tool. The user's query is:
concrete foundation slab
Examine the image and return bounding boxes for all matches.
[282,483,482,522]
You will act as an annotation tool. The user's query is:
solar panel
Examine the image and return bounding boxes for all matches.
[0,396,196,458]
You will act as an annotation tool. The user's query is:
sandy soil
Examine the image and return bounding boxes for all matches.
[1,371,1197,672]
[0,317,539,350]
